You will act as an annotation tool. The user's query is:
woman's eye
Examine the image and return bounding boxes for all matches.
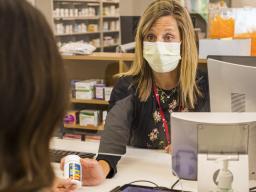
[146,34,156,42]
[164,34,174,42]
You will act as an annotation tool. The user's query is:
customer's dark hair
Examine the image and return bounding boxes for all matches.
[0,0,68,191]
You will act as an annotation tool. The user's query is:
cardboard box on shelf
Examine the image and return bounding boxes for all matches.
[79,110,100,126]
[95,83,105,100]
[104,87,113,101]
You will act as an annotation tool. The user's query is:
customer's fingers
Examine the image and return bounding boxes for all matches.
[60,158,65,170]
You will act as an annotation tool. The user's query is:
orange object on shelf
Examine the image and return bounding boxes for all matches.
[235,32,256,56]
[252,38,256,56]
[209,15,235,38]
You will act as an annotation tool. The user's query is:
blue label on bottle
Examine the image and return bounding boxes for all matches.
[69,163,81,180]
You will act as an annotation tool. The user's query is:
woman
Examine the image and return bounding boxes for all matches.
[65,0,209,186]
[0,0,75,191]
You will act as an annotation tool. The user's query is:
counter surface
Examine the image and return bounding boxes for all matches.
[51,138,197,192]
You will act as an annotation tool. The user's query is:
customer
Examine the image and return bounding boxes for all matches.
[0,0,75,191]
[63,0,210,186]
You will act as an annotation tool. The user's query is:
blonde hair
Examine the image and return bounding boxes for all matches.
[121,0,199,108]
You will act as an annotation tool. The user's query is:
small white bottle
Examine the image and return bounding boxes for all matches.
[60,8,65,17]
[64,155,82,187]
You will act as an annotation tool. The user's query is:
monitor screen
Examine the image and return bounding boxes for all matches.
[207,56,256,112]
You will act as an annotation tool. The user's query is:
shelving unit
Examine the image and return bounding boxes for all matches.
[71,98,109,105]
[60,52,134,139]
[64,123,104,131]
[101,0,120,52]
[52,0,120,52]
[54,16,100,20]
[57,31,100,36]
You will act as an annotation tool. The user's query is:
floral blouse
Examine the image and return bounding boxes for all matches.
[147,86,188,149]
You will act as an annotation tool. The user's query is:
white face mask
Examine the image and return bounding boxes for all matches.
[143,41,181,73]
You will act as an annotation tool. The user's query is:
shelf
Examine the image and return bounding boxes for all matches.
[102,1,119,4]
[54,16,100,20]
[63,52,134,61]
[71,98,109,105]
[54,0,100,2]
[53,0,120,50]
[103,16,119,19]
[64,123,104,131]
[56,31,100,36]
[103,30,119,33]
[103,44,119,48]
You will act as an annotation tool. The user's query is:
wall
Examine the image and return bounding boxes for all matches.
[35,0,54,29]
[26,0,35,6]
[120,0,154,16]
[232,0,256,7]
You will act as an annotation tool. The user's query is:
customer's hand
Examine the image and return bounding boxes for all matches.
[52,178,77,192]
[60,158,110,186]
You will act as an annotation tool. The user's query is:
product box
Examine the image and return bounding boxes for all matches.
[73,79,100,99]
[63,134,82,140]
[95,83,105,100]
[64,110,79,125]
[79,110,100,126]
[75,90,94,100]
[102,111,108,124]
[104,87,113,101]
[74,79,97,91]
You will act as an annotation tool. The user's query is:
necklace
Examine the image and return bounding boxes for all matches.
[158,87,177,99]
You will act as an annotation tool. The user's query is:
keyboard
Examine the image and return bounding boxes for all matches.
[50,149,96,162]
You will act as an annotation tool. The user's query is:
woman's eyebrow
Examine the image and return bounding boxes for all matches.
[147,29,156,34]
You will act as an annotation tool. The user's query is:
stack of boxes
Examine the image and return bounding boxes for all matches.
[72,79,113,101]
[64,79,113,127]
[72,79,98,100]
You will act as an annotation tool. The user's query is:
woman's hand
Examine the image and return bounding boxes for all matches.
[164,144,172,153]
[60,158,110,186]
[52,178,77,192]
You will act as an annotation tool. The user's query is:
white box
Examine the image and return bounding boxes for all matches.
[75,79,102,90]
[75,90,94,100]
[95,84,105,100]
[102,111,107,124]
[104,87,113,101]
[199,39,251,59]
[74,80,97,91]
[79,110,99,126]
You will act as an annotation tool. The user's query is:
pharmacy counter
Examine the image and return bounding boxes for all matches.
[51,138,197,192]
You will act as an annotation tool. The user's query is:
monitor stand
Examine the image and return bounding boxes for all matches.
[198,153,249,192]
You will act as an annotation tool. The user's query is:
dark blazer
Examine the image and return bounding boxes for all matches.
[97,70,210,178]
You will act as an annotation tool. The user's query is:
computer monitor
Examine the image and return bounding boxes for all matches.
[207,56,256,112]
[171,112,256,182]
